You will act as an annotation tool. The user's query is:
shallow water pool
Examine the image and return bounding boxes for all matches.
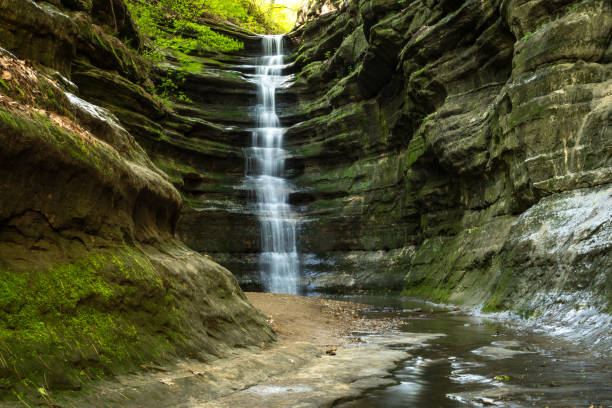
[322,295,612,408]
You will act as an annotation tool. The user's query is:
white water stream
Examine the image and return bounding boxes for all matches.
[246,35,299,294]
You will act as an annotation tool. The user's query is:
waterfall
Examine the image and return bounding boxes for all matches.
[247,35,300,294]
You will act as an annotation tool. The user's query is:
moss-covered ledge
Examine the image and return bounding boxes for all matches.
[0,244,275,403]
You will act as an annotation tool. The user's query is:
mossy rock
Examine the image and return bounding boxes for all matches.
[0,244,274,402]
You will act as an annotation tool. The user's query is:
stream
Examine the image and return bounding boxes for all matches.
[323,295,611,407]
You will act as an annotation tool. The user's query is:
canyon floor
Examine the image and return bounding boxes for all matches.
[6,293,610,407]
[44,293,438,408]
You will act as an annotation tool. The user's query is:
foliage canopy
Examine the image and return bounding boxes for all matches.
[125,0,301,101]
[126,0,299,54]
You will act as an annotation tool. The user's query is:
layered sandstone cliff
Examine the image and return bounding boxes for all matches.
[283,0,611,321]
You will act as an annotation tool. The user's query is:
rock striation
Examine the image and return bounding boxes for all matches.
[283,0,611,320]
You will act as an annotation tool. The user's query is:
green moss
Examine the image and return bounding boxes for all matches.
[0,109,20,129]
[410,67,426,79]
[153,157,199,186]
[0,107,125,178]
[401,279,455,303]
[0,78,9,92]
[402,135,425,169]
[482,269,514,312]
[566,3,579,13]
[0,247,183,401]
[403,212,516,307]
[297,141,324,157]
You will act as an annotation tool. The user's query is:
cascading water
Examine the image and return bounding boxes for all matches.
[246,35,300,294]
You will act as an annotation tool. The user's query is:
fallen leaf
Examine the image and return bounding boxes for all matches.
[159,378,175,386]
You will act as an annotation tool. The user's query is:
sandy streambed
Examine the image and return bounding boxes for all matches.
[49,293,442,408]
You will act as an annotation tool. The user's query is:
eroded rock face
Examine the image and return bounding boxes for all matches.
[284,0,612,314]
[0,1,273,399]
[66,31,264,287]
[0,0,265,278]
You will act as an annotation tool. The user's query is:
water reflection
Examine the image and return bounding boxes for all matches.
[329,295,612,408]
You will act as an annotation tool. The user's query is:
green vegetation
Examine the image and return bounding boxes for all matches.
[482,269,513,313]
[0,107,119,175]
[0,248,183,401]
[125,0,247,66]
[566,3,580,12]
[126,0,299,54]
[153,157,199,186]
[124,0,301,102]
[522,23,547,42]
[157,69,193,103]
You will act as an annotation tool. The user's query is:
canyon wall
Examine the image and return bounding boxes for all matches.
[0,0,273,398]
[284,0,611,319]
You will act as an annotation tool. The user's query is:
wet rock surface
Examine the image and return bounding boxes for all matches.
[41,294,611,408]
[335,295,612,408]
[278,0,612,330]
[194,344,409,408]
